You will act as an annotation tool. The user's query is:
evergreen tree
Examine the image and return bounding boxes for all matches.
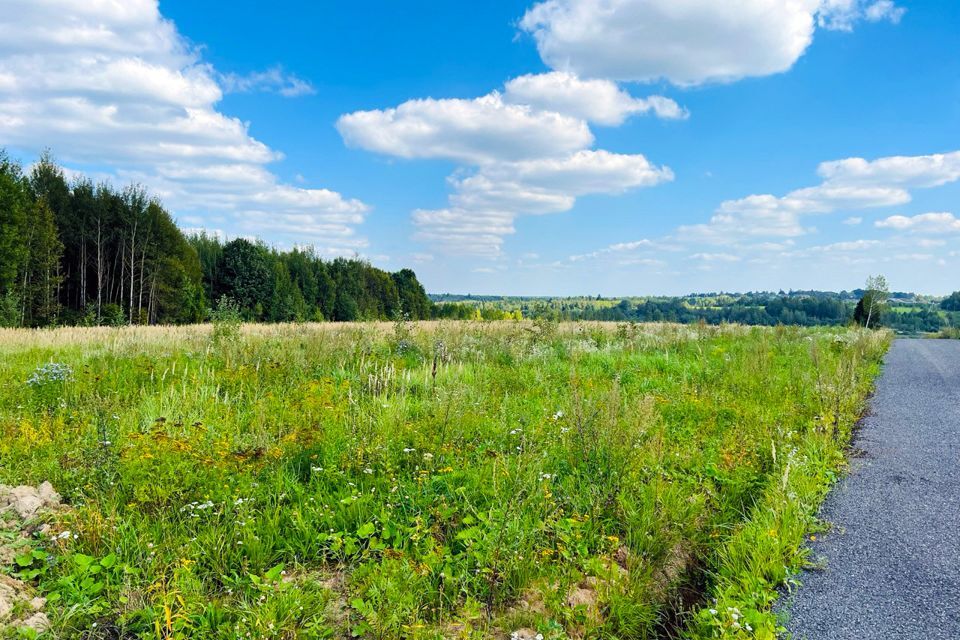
[20,199,64,326]
[0,152,28,298]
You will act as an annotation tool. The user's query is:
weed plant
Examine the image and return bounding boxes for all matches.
[0,322,889,639]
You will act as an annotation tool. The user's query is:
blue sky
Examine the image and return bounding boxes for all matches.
[1,0,958,294]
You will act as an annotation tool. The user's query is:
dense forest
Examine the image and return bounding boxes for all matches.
[0,150,432,326]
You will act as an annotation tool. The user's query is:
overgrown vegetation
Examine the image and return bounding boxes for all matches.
[0,322,889,638]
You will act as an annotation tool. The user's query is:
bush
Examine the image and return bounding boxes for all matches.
[210,295,242,344]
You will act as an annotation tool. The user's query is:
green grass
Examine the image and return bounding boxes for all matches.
[0,321,890,639]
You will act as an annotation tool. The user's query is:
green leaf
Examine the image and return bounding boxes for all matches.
[99,553,117,569]
[356,522,376,539]
[73,553,95,568]
[264,563,284,582]
[15,553,35,567]
[456,526,480,541]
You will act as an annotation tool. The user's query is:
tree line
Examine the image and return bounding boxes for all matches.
[434,282,960,334]
[0,150,433,327]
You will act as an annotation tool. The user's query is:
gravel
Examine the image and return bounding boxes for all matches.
[782,339,960,639]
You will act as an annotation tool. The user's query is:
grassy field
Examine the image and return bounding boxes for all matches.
[0,321,889,639]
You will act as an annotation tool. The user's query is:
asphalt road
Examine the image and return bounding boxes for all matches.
[783,339,960,639]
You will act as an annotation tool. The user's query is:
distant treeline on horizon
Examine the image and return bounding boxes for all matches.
[431,291,960,334]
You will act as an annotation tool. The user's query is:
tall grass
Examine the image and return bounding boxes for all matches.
[0,322,889,639]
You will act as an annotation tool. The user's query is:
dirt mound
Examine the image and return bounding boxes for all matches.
[0,482,60,635]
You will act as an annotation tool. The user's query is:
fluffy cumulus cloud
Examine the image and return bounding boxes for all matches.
[503,72,686,125]
[0,0,366,252]
[875,212,960,234]
[519,0,905,86]
[337,92,593,164]
[338,81,675,256]
[679,150,960,245]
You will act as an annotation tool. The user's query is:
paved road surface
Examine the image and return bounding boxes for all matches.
[783,339,960,639]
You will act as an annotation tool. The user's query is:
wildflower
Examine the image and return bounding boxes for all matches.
[403,448,415,453]
[363,468,373,475]
[422,452,434,460]
[26,362,73,387]
[552,410,564,420]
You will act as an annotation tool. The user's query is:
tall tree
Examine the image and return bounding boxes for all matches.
[19,198,64,326]
[392,268,431,319]
[854,275,889,329]
[0,152,27,295]
[217,238,272,319]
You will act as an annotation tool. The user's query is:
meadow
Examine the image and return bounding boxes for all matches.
[0,320,889,639]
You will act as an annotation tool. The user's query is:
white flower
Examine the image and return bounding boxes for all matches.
[422,453,434,460]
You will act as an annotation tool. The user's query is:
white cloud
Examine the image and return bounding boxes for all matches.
[519,0,904,86]
[843,216,863,225]
[339,81,674,256]
[219,66,316,97]
[337,92,593,164]
[816,151,960,188]
[0,0,366,251]
[819,0,906,30]
[569,238,661,262]
[413,150,671,255]
[811,239,881,252]
[690,252,742,262]
[411,208,516,258]
[503,72,686,125]
[678,208,810,245]
[451,150,673,214]
[680,151,960,245]
[876,212,960,234]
